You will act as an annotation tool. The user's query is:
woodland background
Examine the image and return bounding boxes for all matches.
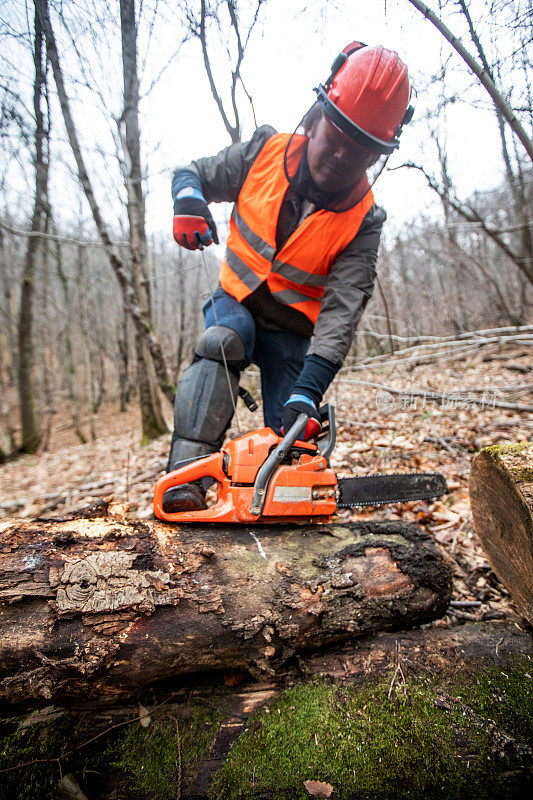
[0,0,531,470]
[0,3,532,797]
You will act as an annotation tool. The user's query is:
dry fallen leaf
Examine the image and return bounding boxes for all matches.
[138,701,151,728]
[304,780,334,798]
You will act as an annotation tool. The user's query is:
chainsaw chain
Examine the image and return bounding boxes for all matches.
[336,472,447,508]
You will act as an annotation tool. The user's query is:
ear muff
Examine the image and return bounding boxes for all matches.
[392,101,415,140]
[401,104,414,126]
[324,41,367,89]
[325,53,347,88]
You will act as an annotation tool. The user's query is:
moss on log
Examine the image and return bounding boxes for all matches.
[0,500,451,704]
[470,442,533,622]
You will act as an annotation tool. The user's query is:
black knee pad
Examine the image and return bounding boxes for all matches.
[173,356,239,445]
[194,325,247,372]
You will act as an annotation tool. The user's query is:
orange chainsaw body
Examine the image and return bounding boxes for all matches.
[153,426,338,524]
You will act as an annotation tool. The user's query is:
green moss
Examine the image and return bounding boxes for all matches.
[1,663,531,799]
[107,718,178,800]
[449,661,533,744]
[211,659,533,800]
[0,701,223,800]
[108,703,224,799]
[484,442,533,484]
[0,710,83,800]
[486,443,531,457]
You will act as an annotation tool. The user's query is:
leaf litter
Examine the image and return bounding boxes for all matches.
[0,344,531,628]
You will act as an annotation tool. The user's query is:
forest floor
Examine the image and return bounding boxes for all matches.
[1,341,531,625]
[1,342,532,799]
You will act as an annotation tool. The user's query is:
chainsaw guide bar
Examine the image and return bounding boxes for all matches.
[336,472,448,508]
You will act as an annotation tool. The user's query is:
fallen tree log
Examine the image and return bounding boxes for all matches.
[0,500,452,705]
[470,442,533,623]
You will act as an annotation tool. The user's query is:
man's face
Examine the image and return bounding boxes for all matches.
[306,113,378,194]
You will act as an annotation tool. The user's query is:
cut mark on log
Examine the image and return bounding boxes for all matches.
[248,531,267,560]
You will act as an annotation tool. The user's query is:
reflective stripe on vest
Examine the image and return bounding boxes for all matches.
[220,133,375,324]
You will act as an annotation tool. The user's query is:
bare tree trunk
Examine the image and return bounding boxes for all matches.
[75,245,98,440]
[119,0,168,441]
[17,0,49,453]
[0,229,16,388]
[117,305,131,412]
[375,275,396,355]
[39,211,56,451]
[0,230,17,457]
[0,502,452,705]
[52,234,87,444]
[37,1,176,405]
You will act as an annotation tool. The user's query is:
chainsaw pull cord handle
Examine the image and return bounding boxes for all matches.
[250,412,308,516]
[198,241,242,435]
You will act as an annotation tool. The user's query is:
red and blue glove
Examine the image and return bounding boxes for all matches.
[172,169,218,250]
[281,394,322,441]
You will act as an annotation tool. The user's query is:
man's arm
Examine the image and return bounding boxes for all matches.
[289,204,386,405]
[174,124,277,204]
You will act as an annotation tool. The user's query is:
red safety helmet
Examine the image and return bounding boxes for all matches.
[314,42,413,155]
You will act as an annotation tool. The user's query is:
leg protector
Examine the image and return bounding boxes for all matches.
[167,326,245,474]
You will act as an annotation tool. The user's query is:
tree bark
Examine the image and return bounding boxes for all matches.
[0,500,452,705]
[119,0,168,441]
[17,0,49,453]
[470,442,533,624]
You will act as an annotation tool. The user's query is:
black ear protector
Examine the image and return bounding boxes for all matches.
[394,97,415,139]
[317,42,415,153]
[324,41,367,89]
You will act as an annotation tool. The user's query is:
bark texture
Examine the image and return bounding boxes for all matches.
[18,0,49,453]
[120,0,168,441]
[0,500,452,705]
[470,441,533,623]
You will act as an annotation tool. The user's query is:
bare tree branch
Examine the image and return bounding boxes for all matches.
[392,160,533,284]
[407,0,533,160]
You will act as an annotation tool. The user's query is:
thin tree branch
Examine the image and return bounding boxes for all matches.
[407,0,533,160]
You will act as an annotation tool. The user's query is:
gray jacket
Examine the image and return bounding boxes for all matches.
[185,125,385,366]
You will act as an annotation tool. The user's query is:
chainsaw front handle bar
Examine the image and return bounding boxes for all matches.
[250,412,308,516]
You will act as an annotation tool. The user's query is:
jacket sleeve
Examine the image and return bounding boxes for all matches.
[176,125,277,204]
[307,203,386,367]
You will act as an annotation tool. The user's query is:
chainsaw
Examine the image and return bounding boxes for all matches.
[153,405,446,524]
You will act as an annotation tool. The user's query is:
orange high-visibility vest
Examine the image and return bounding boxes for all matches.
[219,133,375,325]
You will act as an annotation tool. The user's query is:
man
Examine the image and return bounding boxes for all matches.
[164,42,412,512]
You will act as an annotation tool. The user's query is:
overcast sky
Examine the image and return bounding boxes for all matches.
[142,0,514,239]
[1,0,524,243]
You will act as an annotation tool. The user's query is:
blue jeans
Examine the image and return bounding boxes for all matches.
[203,287,310,431]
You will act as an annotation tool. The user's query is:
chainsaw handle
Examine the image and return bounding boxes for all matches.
[153,453,225,519]
[250,412,308,516]
[317,403,336,461]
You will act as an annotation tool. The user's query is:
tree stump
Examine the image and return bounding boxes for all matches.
[470,442,533,622]
[0,500,452,705]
